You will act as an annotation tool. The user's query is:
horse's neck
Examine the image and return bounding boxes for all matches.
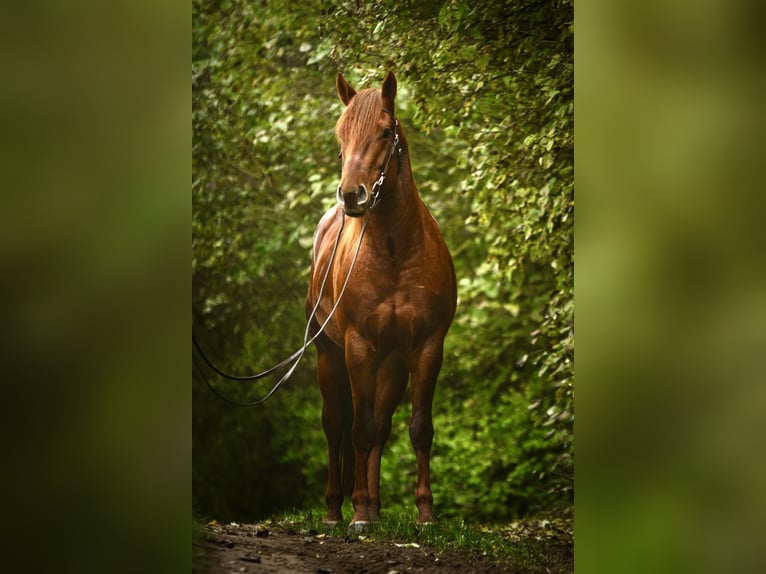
[371,137,422,231]
[365,174,426,245]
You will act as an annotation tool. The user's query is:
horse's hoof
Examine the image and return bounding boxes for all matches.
[348,521,370,533]
[323,519,340,526]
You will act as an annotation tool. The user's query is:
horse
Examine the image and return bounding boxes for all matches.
[306,71,457,529]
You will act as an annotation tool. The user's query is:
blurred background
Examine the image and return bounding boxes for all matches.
[577,1,766,572]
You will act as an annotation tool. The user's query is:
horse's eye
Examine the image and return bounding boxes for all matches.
[338,150,342,159]
[382,128,391,139]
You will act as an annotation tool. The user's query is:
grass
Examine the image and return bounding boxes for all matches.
[262,502,573,573]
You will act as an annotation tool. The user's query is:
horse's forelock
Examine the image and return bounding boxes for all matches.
[335,89,383,146]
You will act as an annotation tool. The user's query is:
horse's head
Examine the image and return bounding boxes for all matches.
[334,71,402,217]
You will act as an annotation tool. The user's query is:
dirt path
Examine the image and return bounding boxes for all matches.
[197,522,524,574]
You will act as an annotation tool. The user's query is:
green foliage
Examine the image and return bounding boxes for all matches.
[193,0,573,523]
[192,0,338,521]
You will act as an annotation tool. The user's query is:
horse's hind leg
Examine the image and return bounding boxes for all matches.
[409,338,445,524]
[317,343,351,524]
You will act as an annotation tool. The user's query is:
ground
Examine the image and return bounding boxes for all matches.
[196,521,572,574]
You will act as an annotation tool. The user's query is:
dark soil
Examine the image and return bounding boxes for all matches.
[196,522,572,574]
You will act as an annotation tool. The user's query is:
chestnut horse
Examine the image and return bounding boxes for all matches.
[306,71,457,528]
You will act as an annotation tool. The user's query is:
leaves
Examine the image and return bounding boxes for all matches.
[193,0,573,523]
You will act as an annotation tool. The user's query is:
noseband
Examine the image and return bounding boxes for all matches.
[337,108,403,211]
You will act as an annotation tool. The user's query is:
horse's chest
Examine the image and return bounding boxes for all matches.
[350,289,431,350]
[333,232,448,351]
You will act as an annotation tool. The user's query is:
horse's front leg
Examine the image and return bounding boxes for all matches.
[345,330,379,528]
[409,337,445,524]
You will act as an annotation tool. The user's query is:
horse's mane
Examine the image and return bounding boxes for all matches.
[335,89,383,146]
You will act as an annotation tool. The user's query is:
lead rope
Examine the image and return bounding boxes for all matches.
[194,201,378,406]
[195,112,401,406]
[193,210,345,383]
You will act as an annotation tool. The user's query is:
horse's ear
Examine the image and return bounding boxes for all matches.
[381,71,397,105]
[336,73,356,106]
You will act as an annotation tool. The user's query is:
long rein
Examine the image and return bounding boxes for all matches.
[194,113,402,406]
[194,206,371,406]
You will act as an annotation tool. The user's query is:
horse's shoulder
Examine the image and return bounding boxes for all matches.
[419,205,449,248]
[312,205,342,260]
[316,205,341,234]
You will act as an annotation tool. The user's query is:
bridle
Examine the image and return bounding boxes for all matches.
[336,107,403,211]
[370,108,403,207]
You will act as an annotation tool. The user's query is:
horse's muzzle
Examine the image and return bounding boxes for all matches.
[336,184,370,217]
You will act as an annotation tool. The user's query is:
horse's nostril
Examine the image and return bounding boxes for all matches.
[358,185,368,204]
[336,185,344,206]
